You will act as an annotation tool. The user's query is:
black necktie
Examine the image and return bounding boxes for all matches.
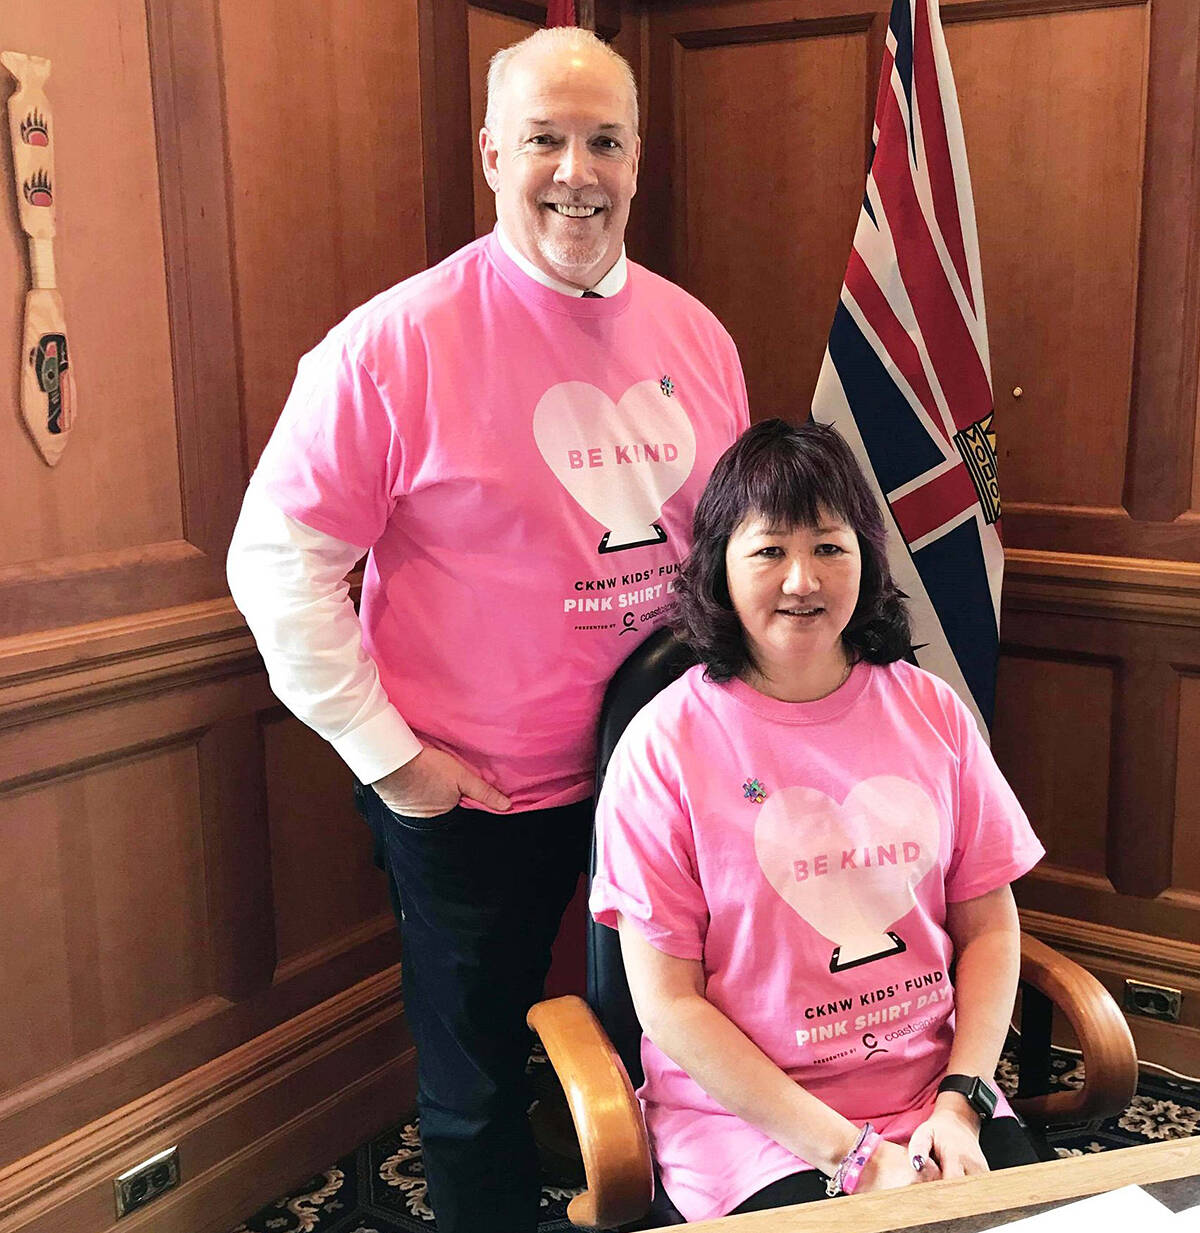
[581,290,602,298]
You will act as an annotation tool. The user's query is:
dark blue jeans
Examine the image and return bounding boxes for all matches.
[359,786,592,1233]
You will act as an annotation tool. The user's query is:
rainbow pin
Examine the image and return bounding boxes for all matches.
[742,778,766,804]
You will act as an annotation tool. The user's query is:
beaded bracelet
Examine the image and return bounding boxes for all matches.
[824,1123,881,1197]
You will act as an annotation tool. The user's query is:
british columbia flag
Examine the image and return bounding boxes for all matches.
[811,0,1003,734]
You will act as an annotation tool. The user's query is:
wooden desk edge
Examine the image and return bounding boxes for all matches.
[651,1136,1200,1232]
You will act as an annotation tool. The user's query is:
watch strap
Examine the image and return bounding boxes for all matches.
[937,1073,998,1120]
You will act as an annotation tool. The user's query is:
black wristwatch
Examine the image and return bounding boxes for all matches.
[937,1074,999,1120]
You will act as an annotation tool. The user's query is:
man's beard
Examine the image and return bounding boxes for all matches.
[536,225,608,274]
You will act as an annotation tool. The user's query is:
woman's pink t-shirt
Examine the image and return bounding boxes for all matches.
[591,660,1044,1220]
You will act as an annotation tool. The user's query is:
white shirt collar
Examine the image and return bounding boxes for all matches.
[495,223,627,297]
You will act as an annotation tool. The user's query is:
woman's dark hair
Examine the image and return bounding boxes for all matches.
[675,418,912,682]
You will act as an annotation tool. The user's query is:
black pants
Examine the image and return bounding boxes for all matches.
[360,786,592,1233]
[730,1116,1040,1214]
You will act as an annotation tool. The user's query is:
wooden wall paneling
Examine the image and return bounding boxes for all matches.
[0,745,213,1163]
[1,784,77,1098]
[0,968,414,1233]
[0,0,268,636]
[262,713,392,968]
[956,0,1200,560]
[469,6,540,240]
[0,680,399,1169]
[0,604,256,1160]
[0,667,261,1162]
[631,5,673,279]
[324,0,428,325]
[197,717,277,1000]
[945,0,1147,514]
[668,33,688,297]
[0,0,257,631]
[0,600,252,718]
[995,644,1181,902]
[661,12,876,420]
[999,557,1200,955]
[67,749,213,1044]
[145,0,244,563]
[1017,867,1199,956]
[1107,659,1178,898]
[606,4,650,264]
[217,0,429,464]
[0,598,403,1168]
[418,0,477,267]
[992,652,1116,882]
[1123,0,1200,523]
[0,0,247,635]
[0,671,267,796]
[1173,676,1200,902]
[0,0,183,575]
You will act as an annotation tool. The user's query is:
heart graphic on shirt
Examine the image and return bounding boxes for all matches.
[753,778,940,972]
[533,380,697,553]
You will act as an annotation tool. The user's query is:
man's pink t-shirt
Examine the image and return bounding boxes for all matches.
[254,232,748,810]
[591,660,1044,1221]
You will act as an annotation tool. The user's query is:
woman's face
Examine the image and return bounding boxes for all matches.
[724,508,862,679]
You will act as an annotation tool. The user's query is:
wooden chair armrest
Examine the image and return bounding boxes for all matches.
[528,994,653,1229]
[1011,934,1138,1124]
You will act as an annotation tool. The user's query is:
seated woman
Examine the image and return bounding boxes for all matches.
[590,419,1045,1222]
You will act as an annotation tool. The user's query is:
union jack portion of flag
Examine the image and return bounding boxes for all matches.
[811,0,1003,734]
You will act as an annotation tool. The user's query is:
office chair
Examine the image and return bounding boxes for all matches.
[528,627,1139,1230]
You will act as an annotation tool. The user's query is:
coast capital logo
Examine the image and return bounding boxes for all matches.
[533,380,697,554]
[753,777,940,972]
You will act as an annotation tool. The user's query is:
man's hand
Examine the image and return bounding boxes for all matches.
[906,1103,988,1180]
[855,1139,940,1193]
[372,747,512,818]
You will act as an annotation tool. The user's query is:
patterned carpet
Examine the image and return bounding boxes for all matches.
[229,1046,1200,1233]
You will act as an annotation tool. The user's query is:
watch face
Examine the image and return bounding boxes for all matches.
[970,1077,999,1118]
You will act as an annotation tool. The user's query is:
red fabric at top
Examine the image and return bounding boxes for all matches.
[913,0,973,312]
[545,0,576,26]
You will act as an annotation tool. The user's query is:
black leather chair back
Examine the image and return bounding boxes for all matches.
[587,626,698,1089]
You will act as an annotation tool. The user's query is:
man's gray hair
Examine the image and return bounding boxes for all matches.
[484,27,639,136]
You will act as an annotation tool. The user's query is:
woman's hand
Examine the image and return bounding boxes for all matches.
[906,1105,988,1180]
[855,1140,941,1193]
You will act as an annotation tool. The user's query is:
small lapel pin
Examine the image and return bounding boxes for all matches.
[660,374,675,397]
[743,778,766,804]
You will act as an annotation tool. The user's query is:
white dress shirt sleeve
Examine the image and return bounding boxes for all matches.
[226,484,423,785]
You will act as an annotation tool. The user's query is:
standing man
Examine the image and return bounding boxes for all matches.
[228,26,748,1233]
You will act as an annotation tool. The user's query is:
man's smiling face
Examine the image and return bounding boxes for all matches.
[480,44,640,290]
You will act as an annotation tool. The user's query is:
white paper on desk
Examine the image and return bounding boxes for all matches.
[1172,1200,1200,1228]
[999,1184,1170,1229]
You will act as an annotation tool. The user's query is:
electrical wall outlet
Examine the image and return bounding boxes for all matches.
[1123,980,1182,1023]
[113,1146,180,1218]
